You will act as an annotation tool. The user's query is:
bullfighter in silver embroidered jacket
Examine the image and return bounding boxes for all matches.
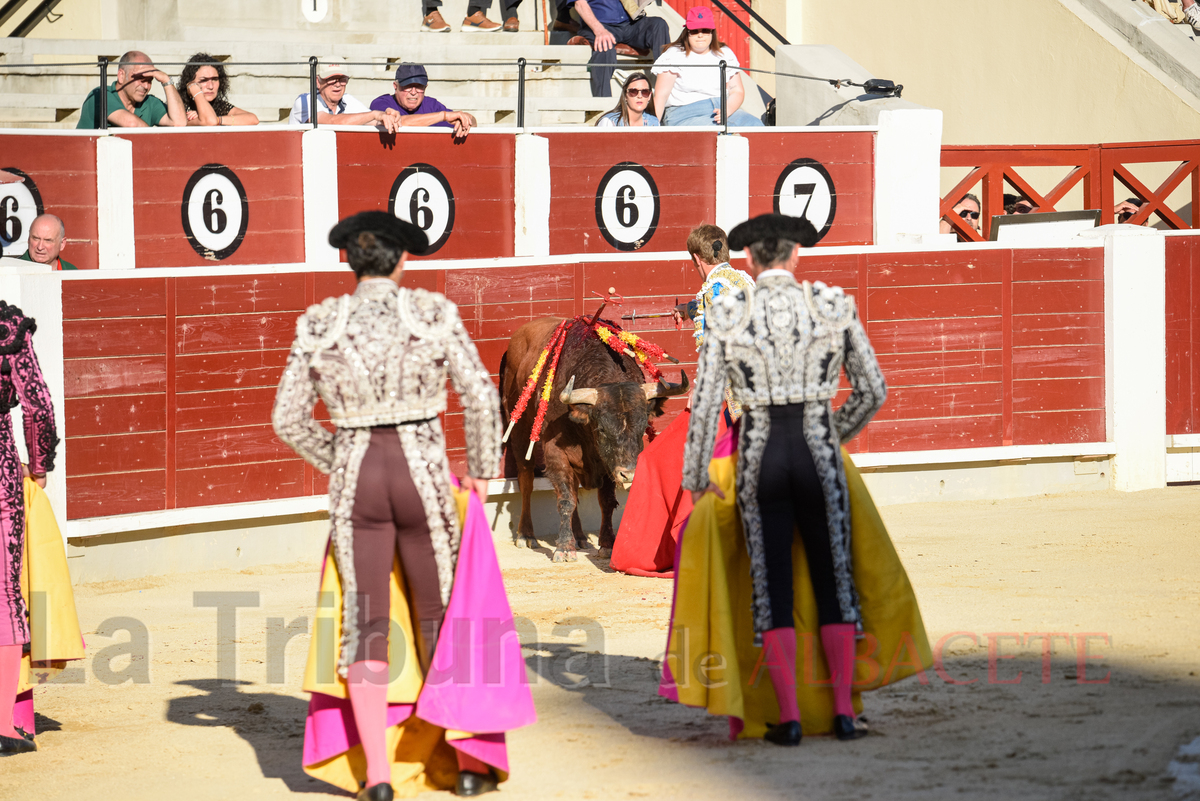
[681,213,886,745]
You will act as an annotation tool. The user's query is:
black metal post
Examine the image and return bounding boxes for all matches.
[517,57,526,130]
[308,56,318,129]
[98,58,108,130]
[719,60,728,135]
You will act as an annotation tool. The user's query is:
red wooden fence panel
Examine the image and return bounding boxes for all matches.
[0,135,99,268]
[1166,235,1200,435]
[119,130,305,268]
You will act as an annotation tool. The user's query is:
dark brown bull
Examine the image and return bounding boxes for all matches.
[499,317,688,562]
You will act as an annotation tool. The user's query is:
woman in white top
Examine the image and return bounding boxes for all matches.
[651,6,763,127]
[595,73,660,127]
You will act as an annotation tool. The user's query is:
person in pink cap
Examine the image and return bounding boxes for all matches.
[652,6,763,127]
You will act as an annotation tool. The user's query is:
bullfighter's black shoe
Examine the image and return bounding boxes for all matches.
[14,727,33,742]
[833,714,869,741]
[764,720,802,746]
[0,733,36,754]
[356,782,394,801]
[457,770,499,796]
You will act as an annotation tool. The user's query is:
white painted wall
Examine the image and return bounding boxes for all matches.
[95,136,134,270]
[514,134,550,258]
[301,128,340,266]
[874,108,944,246]
[714,134,749,234]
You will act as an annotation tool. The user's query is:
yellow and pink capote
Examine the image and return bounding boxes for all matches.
[660,433,933,737]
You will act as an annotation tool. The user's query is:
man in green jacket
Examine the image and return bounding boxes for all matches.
[19,215,77,271]
[76,50,186,129]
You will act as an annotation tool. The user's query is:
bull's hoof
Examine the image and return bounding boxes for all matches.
[514,536,536,549]
[552,548,578,563]
[596,547,612,559]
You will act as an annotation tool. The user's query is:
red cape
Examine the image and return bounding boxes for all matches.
[612,410,727,577]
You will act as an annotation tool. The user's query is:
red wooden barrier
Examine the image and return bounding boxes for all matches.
[118,131,305,267]
[744,130,874,247]
[0,135,99,268]
[1166,235,1200,436]
[336,131,515,261]
[544,132,717,256]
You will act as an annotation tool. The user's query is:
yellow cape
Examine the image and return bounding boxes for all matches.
[18,478,85,693]
[301,486,491,795]
[665,449,932,737]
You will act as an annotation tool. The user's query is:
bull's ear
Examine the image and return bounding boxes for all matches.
[649,397,668,417]
[568,404,591,424]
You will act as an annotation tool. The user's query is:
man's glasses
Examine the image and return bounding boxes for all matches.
[322,76,349,85]
[958,209,981,221]
[401,84,427,93]
[626,87,651,98]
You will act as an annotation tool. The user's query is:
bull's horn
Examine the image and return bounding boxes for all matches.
[559,375,599,406]
[643,370,690,399]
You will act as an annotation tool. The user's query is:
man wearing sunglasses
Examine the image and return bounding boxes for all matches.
[939,193,981,238]
[290,59,401,133]
[76,51,186,129]
[369,64,477,138]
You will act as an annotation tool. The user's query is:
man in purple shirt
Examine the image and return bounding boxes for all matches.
[370,64,478,138]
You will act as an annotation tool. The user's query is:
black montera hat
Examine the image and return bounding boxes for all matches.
[728,213,819,251]
[328,211,429,255]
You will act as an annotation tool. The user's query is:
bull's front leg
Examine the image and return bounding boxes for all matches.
[550,476,580,563]
[515,458,537,549]
[597,478,618,558]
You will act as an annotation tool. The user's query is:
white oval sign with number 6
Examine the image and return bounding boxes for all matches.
[388,164,455,254]
[595,162,660,251]
[181,164,249,260]
[0,168,43,258]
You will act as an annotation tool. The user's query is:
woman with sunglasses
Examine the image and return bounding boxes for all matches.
[595,73,659,127]
[176,53,259,126]
[651,6,762,127]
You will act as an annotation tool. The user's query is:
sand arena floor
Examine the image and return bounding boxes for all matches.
[2,486,1199,800]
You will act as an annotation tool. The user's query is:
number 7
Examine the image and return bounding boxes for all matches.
[792,182,816,219]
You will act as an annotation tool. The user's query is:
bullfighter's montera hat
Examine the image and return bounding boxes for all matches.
[328,211,429,255]
[727,213,819,251]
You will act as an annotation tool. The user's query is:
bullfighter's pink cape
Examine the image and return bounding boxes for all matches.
[301,481,535,794]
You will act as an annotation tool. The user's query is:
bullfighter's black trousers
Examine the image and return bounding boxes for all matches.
[350,427,445,666]
[757,403,848,630]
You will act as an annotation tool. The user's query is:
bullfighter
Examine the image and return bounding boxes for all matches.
[273,212,532,799]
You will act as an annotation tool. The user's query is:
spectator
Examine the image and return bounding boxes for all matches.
[939,193,981,238]
[422,0,520,32]
[19,215,76,271]
[595,73,659,126]
[1187,0,1200,33]
[651,7,763,127]
[1115,197,1146,224]
[76,51,186,129]
[1011,198,1036,214]
[290,59,400,133]
[177,53,259,127]
[569,0,670,97]
[369,64,477,138]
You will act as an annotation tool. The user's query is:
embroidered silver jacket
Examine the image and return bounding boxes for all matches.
[681,272,887,632]
[272,279,501,673]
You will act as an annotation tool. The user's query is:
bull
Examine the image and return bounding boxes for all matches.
[499,317,688,562]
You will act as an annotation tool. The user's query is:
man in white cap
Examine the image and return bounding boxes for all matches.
[290,59,401,132]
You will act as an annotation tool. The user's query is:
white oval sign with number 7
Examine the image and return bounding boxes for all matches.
[773,158,837,243]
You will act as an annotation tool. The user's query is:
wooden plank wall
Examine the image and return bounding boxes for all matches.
[121,131,305,268]
[745,130,874,247]
[0,136,99,268]
[1166,235,1200,435]
[60,247,1106,519]
[336,132,516,261]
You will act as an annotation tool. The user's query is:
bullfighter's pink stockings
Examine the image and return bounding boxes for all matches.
[820,623,858,718]
[0,644,22,738]
[762,627,799,724]
[347,660,391,788]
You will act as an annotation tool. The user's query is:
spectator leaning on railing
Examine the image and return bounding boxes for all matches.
[369,64,477,138]
[177,53,259,127]
[76,50,187,129]
[290,59,401,133]
[651,7,762,127]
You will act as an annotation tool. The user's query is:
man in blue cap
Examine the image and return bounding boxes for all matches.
[370,64,477,138]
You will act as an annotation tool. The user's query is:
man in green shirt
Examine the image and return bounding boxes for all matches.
[18,215,77,271]
[76,50,186,129]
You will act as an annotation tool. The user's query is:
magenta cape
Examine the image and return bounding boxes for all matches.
[302,483,535,788]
